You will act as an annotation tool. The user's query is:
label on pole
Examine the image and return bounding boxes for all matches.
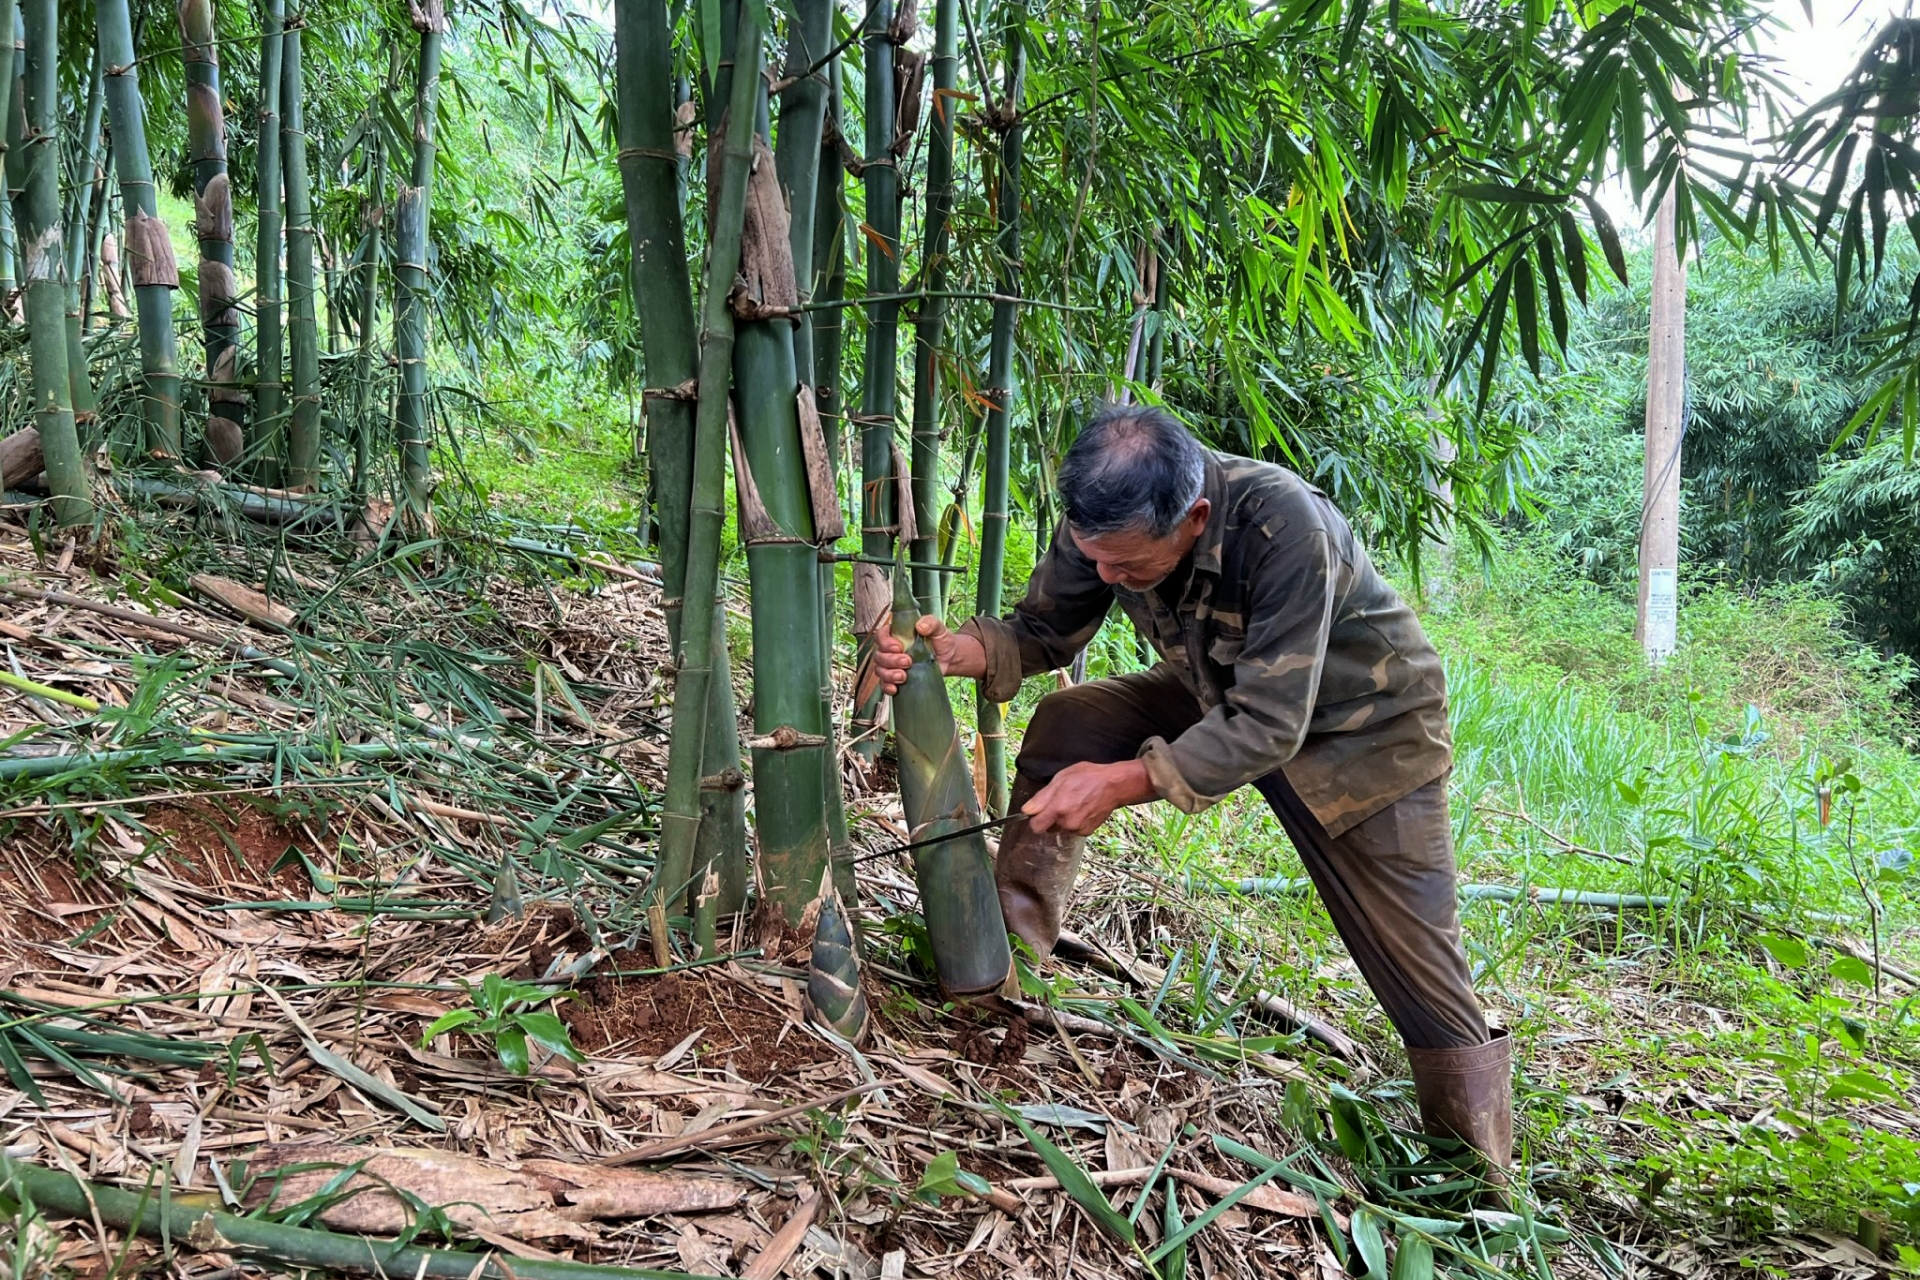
[1646,567,1677,664]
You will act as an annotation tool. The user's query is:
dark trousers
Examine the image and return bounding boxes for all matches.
[1015,664,1488,1051]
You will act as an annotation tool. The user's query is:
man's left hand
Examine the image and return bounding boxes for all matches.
[1022,760,1159,836]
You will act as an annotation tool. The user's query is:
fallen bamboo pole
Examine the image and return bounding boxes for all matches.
[1,1158,724,1280]
[0,580,300,677]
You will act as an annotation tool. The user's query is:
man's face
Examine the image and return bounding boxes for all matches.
[1069,500,1211,592]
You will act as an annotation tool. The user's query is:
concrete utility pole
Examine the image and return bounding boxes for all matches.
[1636,183,1685,665]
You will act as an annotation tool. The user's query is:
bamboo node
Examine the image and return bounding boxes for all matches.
[642,379,697,402]
[616,145,680,162]
[698,768,748,791]
[746,726,828,751]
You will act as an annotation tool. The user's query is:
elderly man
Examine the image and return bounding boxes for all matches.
[873,405,1511,1175]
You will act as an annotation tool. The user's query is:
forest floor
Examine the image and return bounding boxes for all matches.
[0,498,1915,1280]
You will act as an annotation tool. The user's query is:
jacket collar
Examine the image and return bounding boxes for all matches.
[1190,452,1229,578]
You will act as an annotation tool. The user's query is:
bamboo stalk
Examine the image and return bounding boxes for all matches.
[61,47,102,427]
[811,58,853,869]
[649,0,764,918]
[7,0,87,525]
[848,0,900,759]
[736,0,836,922]
[0,9,12,322]
[181,0,243,463]
[280,8,320,490]
[974,0,1025,817]
[254,0,285,478]
[96,0,183,456]
[908,0,958,610]
[616,0,748,914]
[394,0,445,512]
[349,85,385,502]
[1144,230,1168,389]
[1,1160,727,1280]
[890,555,1011,997]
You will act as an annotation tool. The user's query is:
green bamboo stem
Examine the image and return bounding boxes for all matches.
[61,47,102,425]
[974,0,1024,818]
[254,0,285,476]
[394,0,445,512]
[280,12,320,490]
[908,0,958,610]
[79,133,113,334]
[0,9,13,320]
[1,1160,726,1280]
[349,100,385,502]
[95,0,182,456]
[849,0,899,760]
[616,0,747,915]
[1144,231,1168,388]
[650,0,763,918]
[737,44,834,923]
[180,0,242,461]
[812,60,853,872]
[8,0,86,525]
[774,0,830,392]
[889,556,1011,997]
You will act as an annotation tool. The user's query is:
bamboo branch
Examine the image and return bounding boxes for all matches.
[0,1159,725,1280]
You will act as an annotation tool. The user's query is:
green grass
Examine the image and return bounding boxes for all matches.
[439,365,646,528]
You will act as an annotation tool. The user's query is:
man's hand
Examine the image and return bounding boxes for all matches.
[872,615,987,695]
[1021,759,1159,836]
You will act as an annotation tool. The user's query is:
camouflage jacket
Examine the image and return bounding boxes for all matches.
[963,451,1451,837]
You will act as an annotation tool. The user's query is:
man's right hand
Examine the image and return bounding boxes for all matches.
[873,615,987,695]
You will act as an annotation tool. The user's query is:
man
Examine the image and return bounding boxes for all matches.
[873,405,1511,1175]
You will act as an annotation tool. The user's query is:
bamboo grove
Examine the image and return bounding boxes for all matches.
[0,0,1889,938]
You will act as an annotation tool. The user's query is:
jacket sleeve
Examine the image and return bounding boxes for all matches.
[960,521,1114,704]
[1138,529,1335,811]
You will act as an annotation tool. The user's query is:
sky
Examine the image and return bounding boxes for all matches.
[1759,0,1908,100]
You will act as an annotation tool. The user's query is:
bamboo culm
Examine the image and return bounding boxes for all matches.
[280,10,319,489]
[95,0,183,456]
[812,61,853,866]
[60,47,102,425]
[848,0,899,760]
[8,0,87,525]
[888,556,1011,997]
[738,0,837,921]
[648,0,764,919]
[615,0,748,915]
[254,0,285,475]
[349,96,385,503]
[394,0,446,512]
[908,0,959,611]
[974,0,1026,818]
[181,0,242,464]
[1,1160,727,1280]
[0,9,13,317]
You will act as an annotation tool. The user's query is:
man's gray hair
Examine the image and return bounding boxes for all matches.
[1058,405,1207,538]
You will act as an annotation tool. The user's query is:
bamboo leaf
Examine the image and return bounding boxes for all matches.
[1002,1108,1135,1246]
[1581,195,1629,286]
[1351,1206,1389,1278]
[1390,1235,1435,1280]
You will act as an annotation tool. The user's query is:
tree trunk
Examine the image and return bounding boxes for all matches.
[180,0,242,465]
[96,0,182,456]
[740,0,838,923]
[8,0,87,524]
[614,0,747,916]
[280,9,319,490]
[1636,183,1684,666]
[849,0,900,759]
[254,0,284,475]
[908,0,958,611]
[61,47,102,427]
[394,0,445,513]
[649,0,762,923]
[974,0,1025,818]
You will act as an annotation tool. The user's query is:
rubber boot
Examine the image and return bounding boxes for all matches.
[994,775,1085,957]
[1405,1028,1513,1198]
